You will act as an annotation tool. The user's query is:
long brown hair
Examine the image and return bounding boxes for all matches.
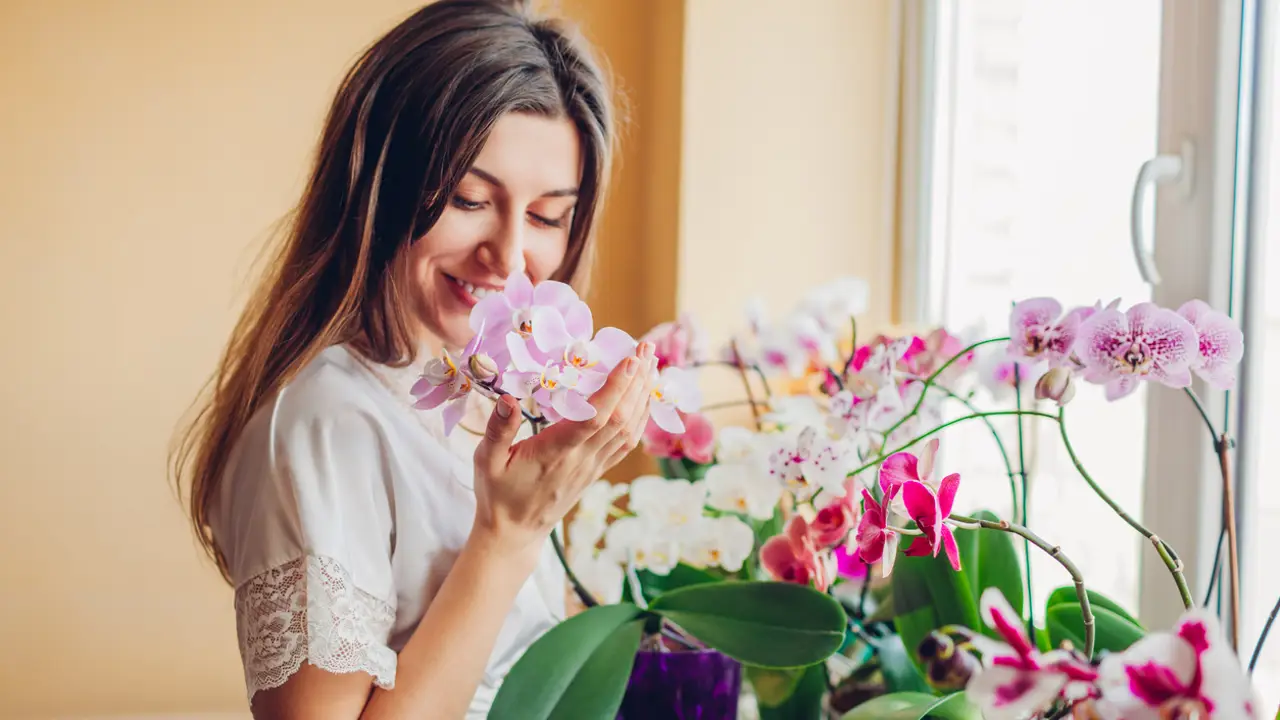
[171,0,615,578]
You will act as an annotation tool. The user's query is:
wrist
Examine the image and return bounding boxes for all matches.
[464,522,544,576]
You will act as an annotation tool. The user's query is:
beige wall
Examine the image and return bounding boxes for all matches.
[0,0,892,715]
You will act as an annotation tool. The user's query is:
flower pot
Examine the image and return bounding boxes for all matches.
[616,648,742,719]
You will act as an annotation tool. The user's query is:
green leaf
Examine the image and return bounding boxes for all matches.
[649,581,847,668]
[1045,602,1145,659]
[490,603,644,719]
[682,457,712,481]
[757,663,827,720]
[1034,624,1052,654]
[745,665,808,708]
[952,509,1024,630]
[891,551,980,674]
[1045,585,1143,629]
[621,563,720,605]
[871,633,932,694]
[840,691,981,720]
[657,456,689,480]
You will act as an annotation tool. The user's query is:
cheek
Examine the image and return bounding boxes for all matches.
[410,207,488,271]
[526,231,572,281]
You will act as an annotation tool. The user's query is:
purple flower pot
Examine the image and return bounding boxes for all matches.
[617,648,742,720]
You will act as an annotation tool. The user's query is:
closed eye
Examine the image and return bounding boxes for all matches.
[528,211,566,229]
[451,195,485,211]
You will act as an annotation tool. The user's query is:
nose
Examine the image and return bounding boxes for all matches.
[478,213,525,279]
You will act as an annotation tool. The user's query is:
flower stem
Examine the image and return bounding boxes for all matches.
[1057,408,1194,610]
[841,316,860,378]
[1217,431,1241,651]
[846,410,1059,480]
[699,399,770,413]
[1013,363,1034,632]
[1248,592,1280,673]
[730,340,764,430]
[951,513,1094,658]
[877,337,1011,441]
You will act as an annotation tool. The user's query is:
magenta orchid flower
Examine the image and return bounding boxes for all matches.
[649,366,703,433]
[642,410,715,464]
[1008,297,1101,368]
[1095,610,1261,720]
[1075,302,1199,401]
[901,474,962,571]
[966,588,1099,720]
[1177,299,1245,390]
[760,515,832,592]
[768,426,852,501]
[854,487,899,577]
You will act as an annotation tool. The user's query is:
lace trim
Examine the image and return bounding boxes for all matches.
[234,554,397,701]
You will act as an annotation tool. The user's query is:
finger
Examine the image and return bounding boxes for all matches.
[584,353,654,455]
[562,343,649,445]
[605,396,651,469]
[474,395,522,478]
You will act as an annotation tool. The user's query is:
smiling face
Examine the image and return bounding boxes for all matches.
[406,111,583,350]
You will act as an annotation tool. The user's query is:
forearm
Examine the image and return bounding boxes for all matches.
[361,530,540,719]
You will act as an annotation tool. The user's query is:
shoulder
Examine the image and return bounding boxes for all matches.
[212,345,398,584]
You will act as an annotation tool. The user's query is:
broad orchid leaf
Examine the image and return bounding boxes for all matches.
[756,663,826,719]
[1045,585,1143,629]
[840,691,981,720]
[490,603,645,719]
[952,508,1024,635]
[1045,602,1145,659]
[649,581,847,668]
[621,563,719,605]
[745,665,808,708]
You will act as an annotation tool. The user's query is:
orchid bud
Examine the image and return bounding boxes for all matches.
[1034,367,1076,406]
[468,352,499,381]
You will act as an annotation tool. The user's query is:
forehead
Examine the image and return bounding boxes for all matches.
[470,112,582,193]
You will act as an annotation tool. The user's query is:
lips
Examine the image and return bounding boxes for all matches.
[444,273,502,300]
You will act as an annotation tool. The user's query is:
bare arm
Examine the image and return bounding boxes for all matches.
[249,344,655,719]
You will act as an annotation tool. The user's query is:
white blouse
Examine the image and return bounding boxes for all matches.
[210,344,566,717]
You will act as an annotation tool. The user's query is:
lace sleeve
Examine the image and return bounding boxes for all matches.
[234,554,397,701]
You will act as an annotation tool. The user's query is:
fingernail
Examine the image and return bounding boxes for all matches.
[496,397,513,418]
[625,357,639,376]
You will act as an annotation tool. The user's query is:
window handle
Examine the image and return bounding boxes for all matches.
[1130,140,1194,286]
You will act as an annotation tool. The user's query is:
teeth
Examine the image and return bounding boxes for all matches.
[452,276,499,299]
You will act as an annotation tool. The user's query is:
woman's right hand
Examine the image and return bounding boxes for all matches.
[469,341,657,557]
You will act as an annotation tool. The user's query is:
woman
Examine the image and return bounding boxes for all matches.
[170,1,654,717]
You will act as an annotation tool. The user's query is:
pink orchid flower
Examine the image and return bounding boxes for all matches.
[768,426,852,501]
[809,476,861,550]
[501,333,607,423]
[1177,299,1245,390]
[470,272,589,356]
[649,366,702,433]
[1095,609,1261,720]
[1075,302,1199,401]
[832,542,869,580]
[411,331,486,436]
[855,487,899,576]
[642,410,715,464]
[640,312,705,370]
[760,515,832,591]
[966,588,1099,720]
[1008,297,1100,368]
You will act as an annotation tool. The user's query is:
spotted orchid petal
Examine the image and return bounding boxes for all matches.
[1178,299,1244,390]
[980,587,1035,661]
[1076,303,1198,394]
[1009,297,1064,359]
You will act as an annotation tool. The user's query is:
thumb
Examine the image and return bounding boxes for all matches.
[476,395,521,474]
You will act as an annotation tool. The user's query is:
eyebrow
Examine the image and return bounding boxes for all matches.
[467,167,578,198]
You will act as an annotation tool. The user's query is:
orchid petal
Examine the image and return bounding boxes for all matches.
[563,301,594,341]
[966,665,1067,720]
[1104,377,1140,402]
[592,327,638,370]
[937,472,961,517]
[500,371,539,399]
[532,280,578,311]
[410,376,433,398]
[881,532,900,576]
[918,438,940,483]
[506,333,544,373]
[471,291,511,335]
[412,384,453,410]
[506,271,534,307]
[441,396,467,436]
[1179,299,1244,390]
[531,306,573,353]
[940,525,961,571]
[879,451,920,495]
[902,480,942,551]
[1127,303,1197,372]
[980,587,1034,660]
[553,390,597,422]
[576,368,609,396]
[650,402,685,433]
